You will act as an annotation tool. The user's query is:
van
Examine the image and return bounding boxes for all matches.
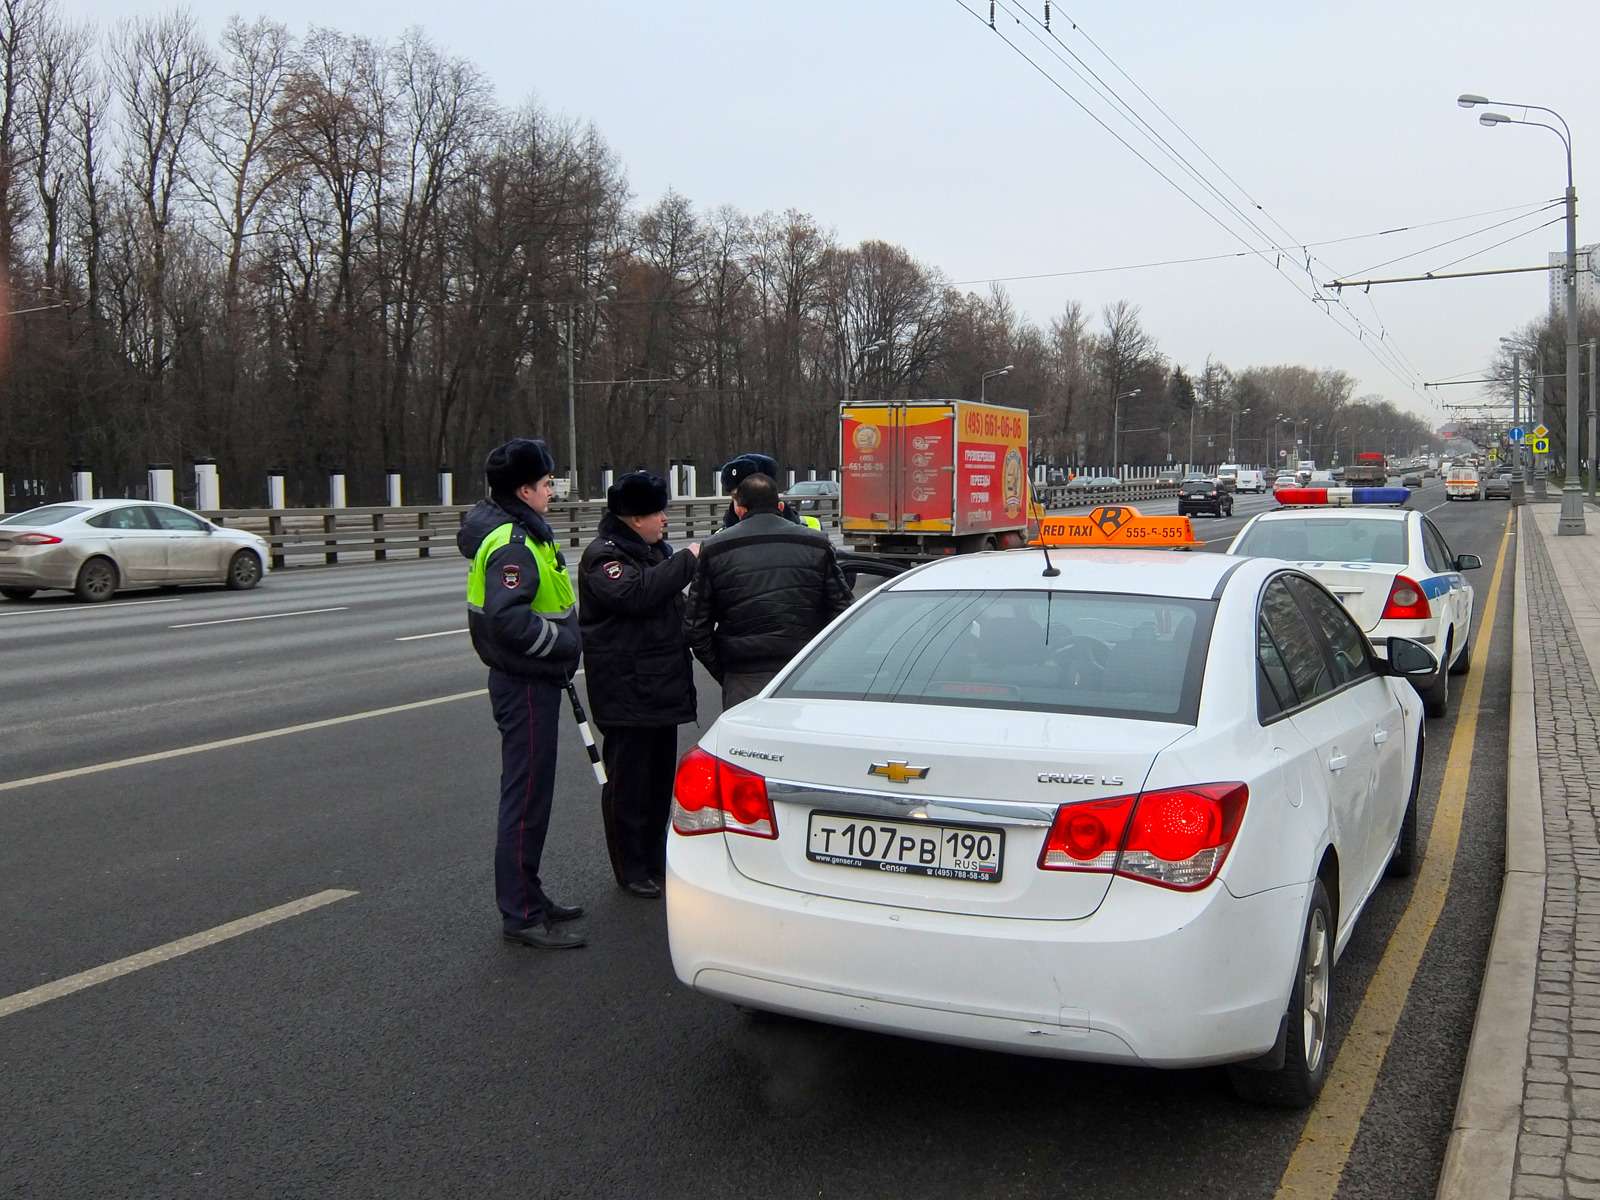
[1234,469,1265,493]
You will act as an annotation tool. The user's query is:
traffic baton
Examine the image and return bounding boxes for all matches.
[565,681,607,785]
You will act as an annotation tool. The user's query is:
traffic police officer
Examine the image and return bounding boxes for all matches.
[457,438,587,949]
[719,452,823,532]
[578,472,701,897]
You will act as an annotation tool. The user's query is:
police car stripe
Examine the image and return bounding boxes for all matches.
[1420,575,1455,599]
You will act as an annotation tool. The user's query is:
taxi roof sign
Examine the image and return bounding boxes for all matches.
[1033,506,1198,549]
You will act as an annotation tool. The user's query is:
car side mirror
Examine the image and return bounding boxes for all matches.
[1385,636,1439,678]
[1455,553,1482,571]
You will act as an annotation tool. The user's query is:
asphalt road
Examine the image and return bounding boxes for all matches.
[0,481,1512,1199]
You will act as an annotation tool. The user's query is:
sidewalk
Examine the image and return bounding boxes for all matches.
[1440,505,1600,1200]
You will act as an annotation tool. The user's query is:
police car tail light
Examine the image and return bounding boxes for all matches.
[1038,796,1135,872]
[671,747,777,839]
[1116,783,1248,891]
[1381,574,1431,621]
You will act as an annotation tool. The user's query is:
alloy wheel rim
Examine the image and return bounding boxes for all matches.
[233,555,259,585]
[1302,908,1330,1073]
[85,564,113,598]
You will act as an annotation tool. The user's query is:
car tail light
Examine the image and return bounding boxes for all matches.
[1039,783,1248,890]
[10,533,62,545]
[671,747,777,839]
[1381,574,1431,620]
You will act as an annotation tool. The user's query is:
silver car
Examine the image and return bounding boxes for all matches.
[1481,470,1513,500]
[0,500,271,602]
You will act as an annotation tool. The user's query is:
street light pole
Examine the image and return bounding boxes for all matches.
[842,338,887,407]
[1464,92,1584,532]
[1111,388,1141,475]
[980,363,1014,403]
[566,300,577,497]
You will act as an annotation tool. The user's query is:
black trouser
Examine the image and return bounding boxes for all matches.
[489,670,562,928]
[599,725,679,885]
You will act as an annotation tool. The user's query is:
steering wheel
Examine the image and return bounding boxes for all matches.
[1048,636,1112,687]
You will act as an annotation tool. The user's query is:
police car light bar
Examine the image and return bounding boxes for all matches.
[1033,506,1198,549]
[1274,486,1411,508]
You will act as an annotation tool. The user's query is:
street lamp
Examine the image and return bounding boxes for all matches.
[1111,388,1141,473]
[1462,90,1584,533]
[1229,407,1251,461]
[1500,335,1535,504]
[842,338,887,407]
[981,363,1014,402]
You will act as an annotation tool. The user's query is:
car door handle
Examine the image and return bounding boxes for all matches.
[1328,753,1348,772]
[1373,729,1390,746]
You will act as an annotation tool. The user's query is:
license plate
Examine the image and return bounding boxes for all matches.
[806,811,1004,883]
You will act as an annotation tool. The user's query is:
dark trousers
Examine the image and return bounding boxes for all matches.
[721,670,778,711]
[489,670,562,928]
[599,725,679,885]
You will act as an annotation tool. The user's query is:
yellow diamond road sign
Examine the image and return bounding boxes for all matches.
[1533,424,1549,439]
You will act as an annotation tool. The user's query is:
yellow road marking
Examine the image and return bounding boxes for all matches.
[0,690,487,794]
[0,889,358,1019]
[1274,508,1515,1199]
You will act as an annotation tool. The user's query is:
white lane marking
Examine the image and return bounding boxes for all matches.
[169,606,349,629]
[0,889,358,1019]
[395,628,468,641]
[0,690,486,794]
[0,597,186,619]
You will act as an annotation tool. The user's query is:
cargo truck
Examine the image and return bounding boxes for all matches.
[1343,451,1389,486]
[839,399,1036,559]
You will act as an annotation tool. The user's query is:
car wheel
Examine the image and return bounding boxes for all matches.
[1449,624,1473,676]
[1387,729,1423,878]
[74,557,118,603]
[226,550,263,590]
[0,586,36,601]
[1229,879,1333,1107]
[1420,635,1451,718]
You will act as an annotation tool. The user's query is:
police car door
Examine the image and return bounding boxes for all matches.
[1421,518,1470,662]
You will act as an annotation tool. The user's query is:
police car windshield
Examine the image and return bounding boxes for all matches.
[1234,516,1407,564]
[776,588,1214,724]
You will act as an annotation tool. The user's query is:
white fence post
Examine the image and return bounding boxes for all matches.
[147,463,175,504]
[0,469,6,514]
[194,459,220,510]
[667,459,683,501]
[386,469,403,507]
[808,466,818,481]
[600,466,614,494]
[72,465,93,501]
[684,462,698,497]
[267,469,286,509]
[437,468,453,506]
[786,469,796,490]
[329,471,347,509]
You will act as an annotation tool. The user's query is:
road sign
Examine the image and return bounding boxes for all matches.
[1532,437,1551,454]
[1533,423,1549,439]
[1509,426,1525,444]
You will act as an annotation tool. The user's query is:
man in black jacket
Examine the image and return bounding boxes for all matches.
[684,472,855,710]
[579,472,700,899]
[458,438,587,949]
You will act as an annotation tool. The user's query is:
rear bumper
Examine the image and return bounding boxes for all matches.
[0,548,78,589]
[666,834,1305,1067]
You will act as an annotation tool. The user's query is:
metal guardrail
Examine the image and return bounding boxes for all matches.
[204,498,842,569]
[1036,480,1181,508]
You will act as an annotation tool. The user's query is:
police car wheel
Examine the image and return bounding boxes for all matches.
[1449,628,1473,676]
[1228,879,1333,1108]
[1420,636,1451,718]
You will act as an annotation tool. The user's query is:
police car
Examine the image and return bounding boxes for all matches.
[1227,487,1480,718]
[667,508,1432,1107]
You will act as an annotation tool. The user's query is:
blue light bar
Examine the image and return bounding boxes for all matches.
[1352,487,1411,505]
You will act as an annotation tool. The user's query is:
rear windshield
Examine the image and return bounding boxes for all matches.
[1234,516,1408,564]
[776,588,1214,723]
[1181,480,1217,493]
[0,505,87,526]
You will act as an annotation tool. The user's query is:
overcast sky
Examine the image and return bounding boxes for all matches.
[65,0,1595,423]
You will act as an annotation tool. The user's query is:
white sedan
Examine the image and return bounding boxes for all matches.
[666,543,1431,1106]
[1227,495,1479,718]
[0,499,271,602]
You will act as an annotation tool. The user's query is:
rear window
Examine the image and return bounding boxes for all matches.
[0,505,87,526]
[1181,480,1216,493]
[1234,517,1408,564]
[776,588,1215,723]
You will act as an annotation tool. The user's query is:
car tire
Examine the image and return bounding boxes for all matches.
[0,586,37,600]
[1420,635,1451,718]
[1228,879,1333,1108]
[1449,625,1473,676]
[1387,730,1423,878]
[73,557,118,603]
[226,550,263,591]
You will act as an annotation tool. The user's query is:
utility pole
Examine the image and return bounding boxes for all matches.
[1558,176,1586,532]
[1590,339,1598,504]
[565,300,578,499]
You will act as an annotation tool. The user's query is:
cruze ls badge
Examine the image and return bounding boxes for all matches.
[1039,771,1126,786]
[869,761,930,784]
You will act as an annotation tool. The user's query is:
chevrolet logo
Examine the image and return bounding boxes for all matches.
[868,760,930,785]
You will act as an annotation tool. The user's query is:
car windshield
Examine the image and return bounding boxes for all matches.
[0,504,88,526]
[787,482,832,495]
[776,588,1214,723]
[1234,516,1408,564]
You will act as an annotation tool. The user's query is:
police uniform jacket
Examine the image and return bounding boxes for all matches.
[683,511,855,682]
[578,512,699,727]
[457,496,581,683]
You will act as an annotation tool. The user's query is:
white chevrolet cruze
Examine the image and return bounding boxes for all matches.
[666,547,1431,1106]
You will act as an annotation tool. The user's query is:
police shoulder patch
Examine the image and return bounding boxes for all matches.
[602,561,624,581]
[501,564,522,589]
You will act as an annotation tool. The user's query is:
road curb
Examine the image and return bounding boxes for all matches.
[1436,509,1543,1200]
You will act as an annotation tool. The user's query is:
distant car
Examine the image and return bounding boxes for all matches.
[1157,469,1183,484]
[1235,469,1267,494]
[1308,471,1335,485]
[1264,469,1279,485]
[1401,472,1423,489]
[0,499,272,603]
[1445,468,1481,501]
[1089,475,1122,490]
[786,479,840,511]
[1480,471,1511,500]
[1177,477,1234,518]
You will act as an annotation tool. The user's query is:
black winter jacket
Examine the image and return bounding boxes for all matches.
[578,514,699,728]
[683,511,855,681]
[457,496,581,683]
